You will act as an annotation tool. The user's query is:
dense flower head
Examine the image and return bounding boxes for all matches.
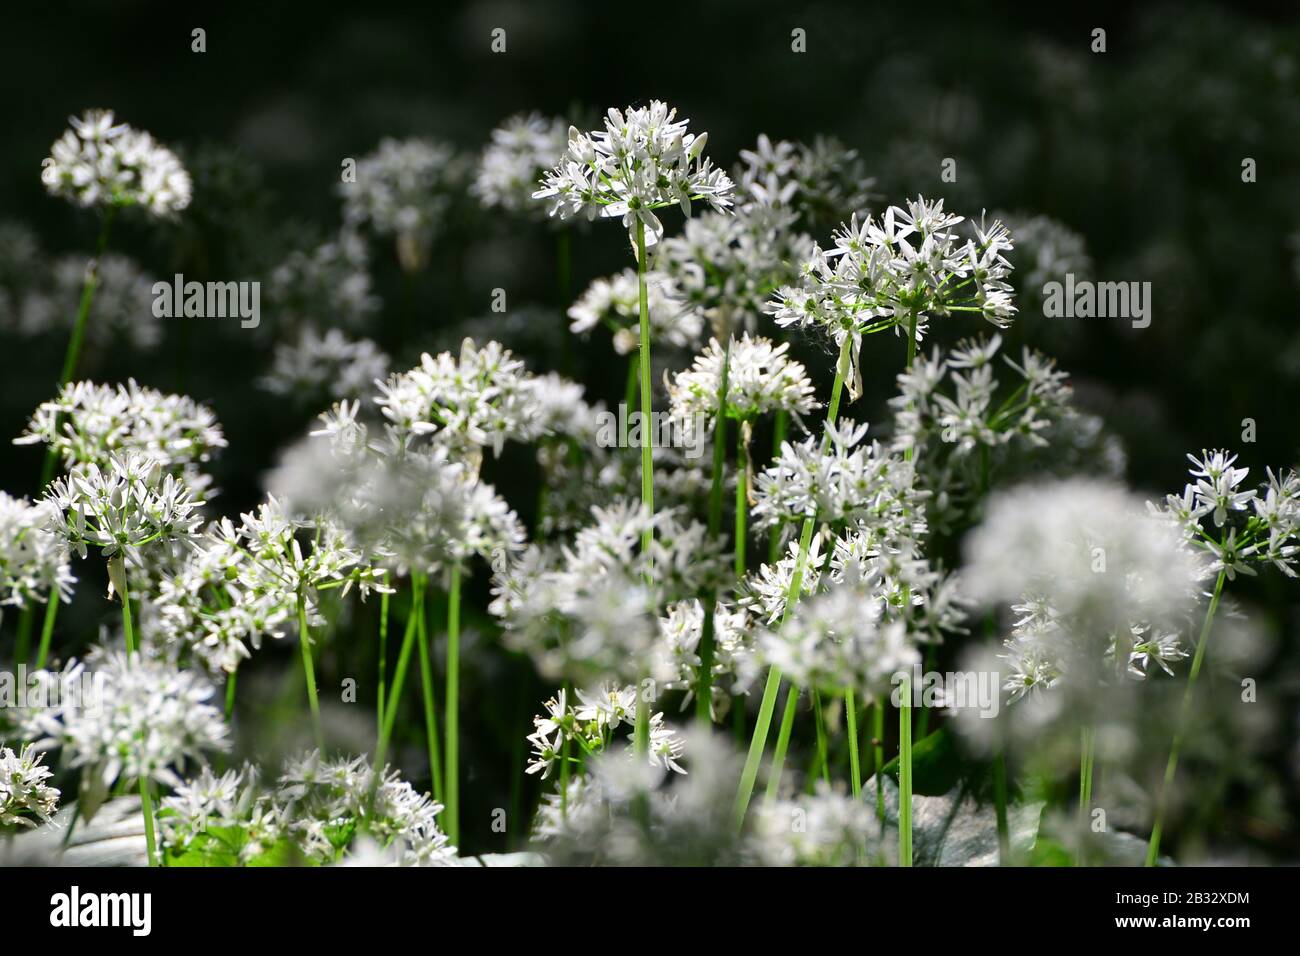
[473,112,570,217]
[568,269,704,355]
[340,137,471,271]
[42,110,190,216]
[29,647,228,793]
[16,380,226,489]
[658,599,754,714]
[752,783,886,866]
[735,134,878,230]
[0,492,74,608]
[534,101,734,250]
[267,229,379,329]
[0,743,60,829]
[490,501,722,684]
[375,338,545,459]
[668,333,817,427]
[524,685,687,779]
[1150,450,1300,581]
[44,452,206,565]
[768,197,1016,398]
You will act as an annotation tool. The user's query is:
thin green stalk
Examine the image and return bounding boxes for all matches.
[873,698,885,820]
[116,563,157,868]
[634,690,649,757]
[634,218,654,561]
[297,592,325,752]
[377,585,421,767]
[225,672,237,720]
[33,595,60,671]
[734,424,747,578]
[764,685,799,801]
[899,672,913,866]
[812,690,831,786]
[993,751,1011,865]
[769,410,787,563]
[696,341,732,723]
[732,335,853,831]
[377,587,390,731]
[1078,725,1095,866]
[1146,568,1227,866]
[846,691,862,798]
[445,562,461,845]
[414,573,444,802]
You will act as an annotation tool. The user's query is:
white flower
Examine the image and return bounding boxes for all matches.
[261,327,390,402]
[44,452,206,564]
[668,333,817,427]
[42,110,191,216]
[0,493,74,608]
[752,783,884,866]
[534,101,734,250]
[473,112,570,218]
[568,269,704,355]
[0,743,60,829]
[267,229,379,329]
[18,253,160,350]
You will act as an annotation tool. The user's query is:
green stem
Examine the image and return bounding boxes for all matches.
[696,341,731,723]
[899,673,913,866]
[993,751,1011,865]
[813,690,831,786]
[635,218,654,563]
[769,411,787,563]
[445,562,461,845]
[1145,569,1227,866]
[116,563,157,868]
[873,698,885,821]
[225,672,237,720]
[732,336,853,831]
[377,584,421,768]
[297,592,325,752]
[1078,725,1095,866]
[764,685,799,801]
[415,572,444,802]
[377,587,389,731]
[634,689,649,757]
[846,691,862,798]
[33,595,60,671]
[734,424,747,578]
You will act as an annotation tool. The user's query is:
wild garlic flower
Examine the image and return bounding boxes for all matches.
[267,228,379,330]
[340,137,471,272]
[491,501,721,684]
[657,599,754,712]
[16,380,226,487]
[473,112,570,218]
[0,743,60,829]
[752,783,886,866]
[0,493,74,608]
[42,110,191,216]
[532,730,747,865]
[568,269,705,355]
[994,211,1092,300]
[735,134,877,230]
[35,648,228,793]
[376,338,544,459]
[261,328,390,402]
[534,101,734,250]
[750,419,924,542]
[44,452,205,565]
[19,253,160,350]
[760,578,921,699]
[657,202,815,333]
[668,334,817,428]
[277,751,456,865]
[1150,451,1300,580]
[524,685,687,779]
[966,480,1205,689]
[768,197,1016,397]
[160,765,286,865]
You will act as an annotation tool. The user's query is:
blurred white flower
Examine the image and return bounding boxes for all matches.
[569,269,704,355]
[473,112,569,218]
[0,492,74,608]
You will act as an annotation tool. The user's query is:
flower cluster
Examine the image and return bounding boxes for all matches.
[768,197,1016,397]
[568,269,705,356]
[525,686,687,778]
[752,784,885,866]
[534,101,735,250]
[42,110,191,216]
[19,253,160,350]
[261,328,390,402]
[0,492,74,608]
[0,744,61,829]
[266,229,379,330]
[1151,450,1300,581]
[473,112,570,218]
[668,333,817,427]
[658,599,754,713]
[734,134,878,230]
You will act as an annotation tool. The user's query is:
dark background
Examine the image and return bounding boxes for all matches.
[3,0,1299,856]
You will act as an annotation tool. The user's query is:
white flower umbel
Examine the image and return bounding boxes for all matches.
[752,783,886,866]
[668,333,816,428]
[569,269,704,356]
[267,228,379,330]
[768,197,1016,398]
[0,743,60,830]
[42,110,191,217]
[340,137,469,272]
[473,112,570,218]
[0,493,74,610]
[20,253,161,351]
[261,328,390,402]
